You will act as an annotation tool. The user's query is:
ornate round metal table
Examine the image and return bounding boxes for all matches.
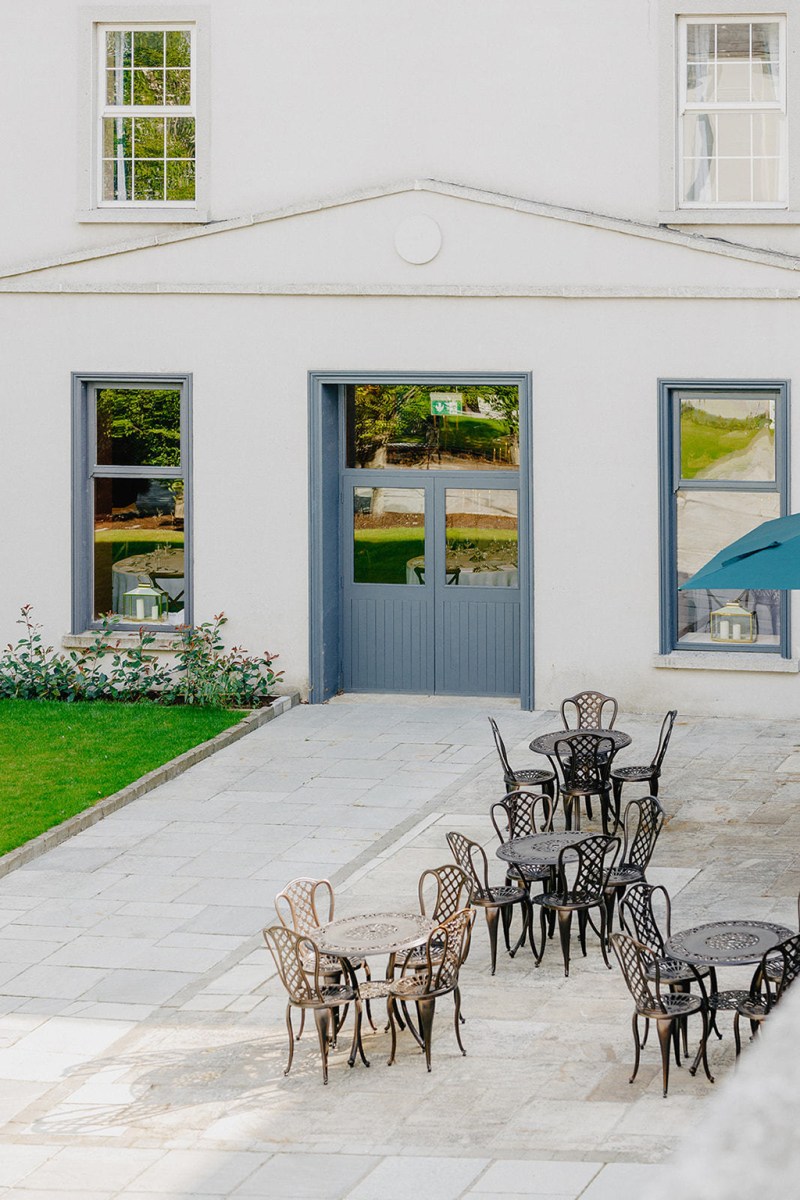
[496,830,596,868]
[315,911,435,960]
[529,728,631,758]
[664,920,793,968]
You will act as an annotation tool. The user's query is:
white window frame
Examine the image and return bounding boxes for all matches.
[659,3,800,224]
[678,14,787,209]
[77,8,209,224]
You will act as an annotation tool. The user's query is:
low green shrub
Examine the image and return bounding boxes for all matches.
[0,606,282,708]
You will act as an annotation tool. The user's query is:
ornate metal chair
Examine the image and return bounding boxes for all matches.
[387,907,476,1071]
[604,796,665,934]
[609,710,677,829]
[553,733,615,833]
[561,690,618,730]
[263,924,369,1085]
[734,932,800,1056]
[488,717,556,800]
[401,864,473,974]
[530,834,620,976]
[446,830,531,975]
[491,790,555,893]
[618,883,713,1055]
[611,931,714,1098]
[275,877,371,1035]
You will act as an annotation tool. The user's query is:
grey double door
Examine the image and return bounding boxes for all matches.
[342,471,521,696]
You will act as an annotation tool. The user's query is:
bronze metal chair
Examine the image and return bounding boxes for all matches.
[734,932,800,1055]
[561,690,618,730]
[610,710,677,829]
[604,796,665,934]
[531,834,620,976]
[618,883,713,1055]
[263,924,368,1085]
[491,790,555,892]
[611,931,713,1098]
[401,863,473,973]
[387,907,476,1071]
[488,717,556,800]
[765,890,800,985]
[446,830,530,975]
[554,733,615,833]
[275,877,371,1035]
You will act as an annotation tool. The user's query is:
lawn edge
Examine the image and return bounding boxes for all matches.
[0,691,301,879]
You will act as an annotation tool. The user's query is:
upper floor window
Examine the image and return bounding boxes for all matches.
[678,16,786,207]
[100,25,195,206]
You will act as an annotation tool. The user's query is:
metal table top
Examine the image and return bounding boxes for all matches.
[664,920,793,967]
[314,911,435,959]
[496,830,596,867]
[529,728,632,756]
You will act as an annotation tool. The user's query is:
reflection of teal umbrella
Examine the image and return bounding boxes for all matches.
[679,513,800,590]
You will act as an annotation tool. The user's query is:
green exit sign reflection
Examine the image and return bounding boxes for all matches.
[430,394,463,416]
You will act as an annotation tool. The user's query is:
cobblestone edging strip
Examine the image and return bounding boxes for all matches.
[0,691,300,880]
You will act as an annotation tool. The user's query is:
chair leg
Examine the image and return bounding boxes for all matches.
[656,1017,674,1097]
[485,906,500,976]
[611,777,623,831]
[417,997,436,1072]
[733,1011,742,1057]
[689,1007,715,1084]
[284,1004,295,1077]
[453,987,467,1054]
[387,996,398,1066]
[604,888,616,938]
[557,908,573,977]
[297,1008,305,1041]
[500,903,513,952]
[530,903,546,964]
[597,904,612,970]
[510,899,530,958]
[313,1007,332,1085]
[584,796,593,821]
[577,909,588,957]
[630,1012,642,1083]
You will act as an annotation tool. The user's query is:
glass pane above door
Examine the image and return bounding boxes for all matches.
[445,489,518,587]
[353,486,425,584]
[346,384,519,470]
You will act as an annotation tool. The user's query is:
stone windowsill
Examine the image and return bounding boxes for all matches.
[653,650,800,673]
[63,632,182,652]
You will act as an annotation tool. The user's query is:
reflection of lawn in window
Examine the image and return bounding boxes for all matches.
[681,409,772,478]
[354,528,516,584]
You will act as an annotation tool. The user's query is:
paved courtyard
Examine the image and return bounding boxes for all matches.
[1,696,799,1198]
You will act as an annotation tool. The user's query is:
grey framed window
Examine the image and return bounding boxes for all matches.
[658,379,789,655]
[72,373,192,631]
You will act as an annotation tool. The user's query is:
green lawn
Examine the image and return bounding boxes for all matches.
[0,700,243,856]
[354,527,516,583]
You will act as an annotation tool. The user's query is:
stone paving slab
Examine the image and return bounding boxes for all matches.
[1,698,798,1196]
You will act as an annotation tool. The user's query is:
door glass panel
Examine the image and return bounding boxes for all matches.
[346,384,519,470]
[353,487,425,584]
[679,394,775,481]
[676,488,781,645]
[445,489,518,587]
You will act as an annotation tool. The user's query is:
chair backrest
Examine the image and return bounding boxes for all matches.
[554,733,614,790]
[650,710,677,773]
[620,795,665,872]
[446,830,494,900]
[488,716,514,782]
[611,931,665,1014]
[561,690,618,730]
[418,864,472,923]
[263,924,320,1003]
[416,907,476,994]
[490,789,554,844]
[618,882,671,955]
[555,834,620,898]
[275,877,334,938]
[755,931,800,1011]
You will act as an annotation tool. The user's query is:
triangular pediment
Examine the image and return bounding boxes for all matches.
[4,179,800,294]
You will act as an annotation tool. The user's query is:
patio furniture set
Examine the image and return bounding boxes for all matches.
[262,690,800,1095]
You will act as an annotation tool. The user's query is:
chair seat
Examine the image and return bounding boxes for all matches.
[399,941,445,970]
[607,865,645,887]
[301,951,364,975]
[507,862,552,883]
[534,890,603,911]
[638,991,704,1020]
[307,983,357,1007]
[735,996,770,1021]
[389,975,454,1002]
[709,989,750,1012]
[646,957,709,985]
[610,765,654,781]
[508,768,555,786]
[472,886,528,906]
[357,979,395,1001]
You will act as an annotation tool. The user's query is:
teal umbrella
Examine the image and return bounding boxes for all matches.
[679,512,800,591]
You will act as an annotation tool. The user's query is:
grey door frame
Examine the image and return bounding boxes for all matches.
[308,370,534,709]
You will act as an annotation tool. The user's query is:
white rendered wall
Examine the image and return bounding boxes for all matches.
[3,288,800,718]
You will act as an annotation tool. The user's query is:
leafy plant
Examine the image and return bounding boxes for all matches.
[163,614,282,707]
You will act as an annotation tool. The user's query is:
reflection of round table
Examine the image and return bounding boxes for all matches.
[111,549,185,619]
[405,556,518,587]
[664,921,793,968]
[496,830,596,868]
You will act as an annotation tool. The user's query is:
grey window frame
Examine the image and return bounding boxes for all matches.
[71,371,192,632]
[658,378,790,656]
